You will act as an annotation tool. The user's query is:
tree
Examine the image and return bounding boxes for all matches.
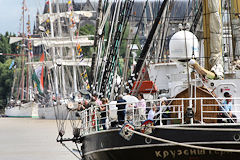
[118,24,141,77]
[0,32,16,109]
[0,33,10,63]
[78,24,96,58]
[0,59,14,109]
[0,32,17,63]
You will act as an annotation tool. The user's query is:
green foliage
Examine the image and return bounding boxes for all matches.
[0,33,10,62]
[118,24,141,77]
[79,24,96,35]
[0,59,14,108]
[0,32,17,108]
[78,24,96,58]
[0,32,17,63]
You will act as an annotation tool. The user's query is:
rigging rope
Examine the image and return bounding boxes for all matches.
[61,142,82,160]
[151,125,240,132]
[96,0,122,94]
[126,127,240,153]
[99,0,135,99]
[75,142,82,158]
[195,73,235,123]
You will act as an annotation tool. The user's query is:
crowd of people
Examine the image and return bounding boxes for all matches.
[75,92,172,131]
[74,91,237,131]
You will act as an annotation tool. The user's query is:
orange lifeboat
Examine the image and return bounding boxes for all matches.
[131,81,157,93]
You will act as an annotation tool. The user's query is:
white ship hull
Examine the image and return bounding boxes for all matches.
[5,102,39,118]
[38,105,77,120]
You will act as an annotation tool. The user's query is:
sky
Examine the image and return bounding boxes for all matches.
[0,0,163,34]
[0,0,92,34]
[0,0,44,34]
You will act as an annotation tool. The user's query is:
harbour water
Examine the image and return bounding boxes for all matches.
[0,118,76,160]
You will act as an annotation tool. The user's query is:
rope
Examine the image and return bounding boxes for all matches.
[126,127,240,153]
[75,142,82,158]
[61,142,82,160]
[195,73,235,123]
[104,0,135,99]
[96,0,121,94]
[151,125,240,132]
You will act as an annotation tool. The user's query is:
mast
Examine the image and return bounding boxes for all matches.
[97,0,121,96]
[20,0,26,101]
[99,0,134,99]
[26,14,31,101]
[49,0,59,96]
[120,22,132,95]
[156,1,171,63]
[91,0,103,88]
[133,0,168,78]
[231,0,240,59]
[56,0,66,98]
[68,0,78,94]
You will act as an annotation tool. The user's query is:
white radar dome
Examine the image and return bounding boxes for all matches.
[169,30,199,60]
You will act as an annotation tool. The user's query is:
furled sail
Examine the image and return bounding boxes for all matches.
[38,11,95,24]
[208,0,223,79]
[32,36,94,47]
[10,36,94,47]
[189,59,215,79]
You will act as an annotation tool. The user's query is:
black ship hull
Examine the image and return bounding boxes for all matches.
[81,124,240,160]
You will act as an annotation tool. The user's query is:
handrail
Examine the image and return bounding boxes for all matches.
[75,97,240,136]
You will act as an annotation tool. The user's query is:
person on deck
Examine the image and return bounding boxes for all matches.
[100,98,108,130]
[147,103,156,121]
[117,95,127,125]
[154,97,170,125]
[85,95,98,130]
[92,92,102,106]
[87,95,97,108]
[219,92,237,123]
[160,98,170,125]
[136,94,146,121]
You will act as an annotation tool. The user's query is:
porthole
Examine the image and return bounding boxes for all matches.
[233,134,240,141]
[210,82,214,87]
[145,137,152,144]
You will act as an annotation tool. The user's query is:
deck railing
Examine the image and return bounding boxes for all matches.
[76,97,240,136]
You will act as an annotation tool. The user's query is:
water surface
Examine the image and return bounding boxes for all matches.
[0,118,77,160]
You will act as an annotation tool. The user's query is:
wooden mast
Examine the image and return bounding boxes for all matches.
[230,0,240,59]
[202,0,211,70]
[49,0,59,97]
[26,14,30,101]
[231,0,240,20]
[20,0,26,101]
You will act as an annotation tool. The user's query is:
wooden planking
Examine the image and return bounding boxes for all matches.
[170,86,218,123]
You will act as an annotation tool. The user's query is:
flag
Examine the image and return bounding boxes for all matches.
[40,66,44,90]
[32,71,43,94]
[9,60,15,70]
[119,123,135,141]
[29,51,33,58]
[40,52,44,62]
[33,66,44,93]
[39,53,44,90]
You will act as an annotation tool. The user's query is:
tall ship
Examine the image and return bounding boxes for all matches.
[10,0,240,159]
[5,0,96,119]
[31,0,95,120]
[5,0,38,118]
